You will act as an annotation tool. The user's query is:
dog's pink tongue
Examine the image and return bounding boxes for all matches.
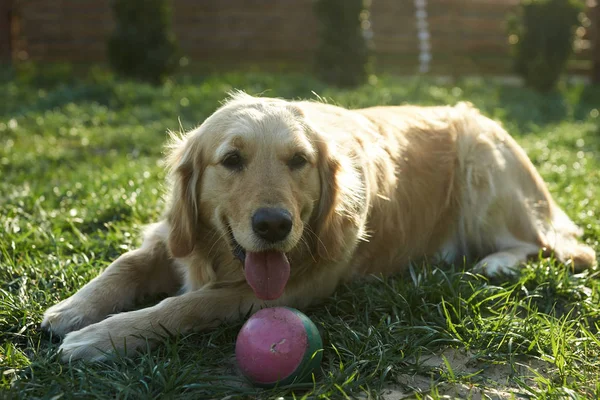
[244,251,290,300]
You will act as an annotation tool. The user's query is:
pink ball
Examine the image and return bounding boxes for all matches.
[235,307,323,387]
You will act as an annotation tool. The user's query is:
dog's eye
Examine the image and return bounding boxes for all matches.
[221,152,244,171]
[288,153,308,170]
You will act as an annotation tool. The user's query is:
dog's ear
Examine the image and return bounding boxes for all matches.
[311,134,364,262]
[313,146,342,261]
[166,135,203,258]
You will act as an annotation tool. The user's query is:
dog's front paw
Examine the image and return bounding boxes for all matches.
[59,323,116,362]
[58,312,156,363]
[42,296,104,337]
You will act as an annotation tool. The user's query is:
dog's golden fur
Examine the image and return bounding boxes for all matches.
[42,92,596,361]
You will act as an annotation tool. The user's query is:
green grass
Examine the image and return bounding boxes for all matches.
[1,68,600,399]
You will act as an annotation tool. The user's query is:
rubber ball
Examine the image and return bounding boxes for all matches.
[235,307,323,387]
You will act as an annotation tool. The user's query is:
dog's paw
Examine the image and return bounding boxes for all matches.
[42,297,103,337]
[59,323,116,362]
[58,312,156,363]
[474,252,521,277]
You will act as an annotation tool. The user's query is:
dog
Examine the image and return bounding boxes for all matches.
[42,91,597,362]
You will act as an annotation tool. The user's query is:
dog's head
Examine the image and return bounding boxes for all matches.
[166,92,353,300]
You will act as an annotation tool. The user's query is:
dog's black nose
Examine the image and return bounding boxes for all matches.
[252,208,292,243]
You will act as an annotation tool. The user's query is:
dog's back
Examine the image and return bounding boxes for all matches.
[304,101,596,275]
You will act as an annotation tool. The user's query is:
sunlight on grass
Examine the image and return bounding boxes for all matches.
[0,69,599,398]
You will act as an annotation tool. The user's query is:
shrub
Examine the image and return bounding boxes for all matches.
[313,0,372,87]
[508,0,583,92]
[14,62,75,87]
[107,0,179,84]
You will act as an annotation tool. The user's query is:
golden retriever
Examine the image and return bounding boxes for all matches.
[42,92,597,362]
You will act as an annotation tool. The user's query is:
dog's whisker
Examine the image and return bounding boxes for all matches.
[303,224,331,261]
[205,228,229,259]
[298,235,317,264]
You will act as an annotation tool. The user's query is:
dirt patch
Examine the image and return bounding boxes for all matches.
[381,348,554,399]
[224,347,553,398]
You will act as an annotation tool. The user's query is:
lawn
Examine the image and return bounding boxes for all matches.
[1,67,600,399]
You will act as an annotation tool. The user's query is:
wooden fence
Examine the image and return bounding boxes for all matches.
[2,0,598,77]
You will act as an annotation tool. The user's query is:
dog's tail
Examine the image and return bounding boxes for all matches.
[542,204,597,271]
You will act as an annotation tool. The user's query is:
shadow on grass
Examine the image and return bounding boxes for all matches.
[3,64,600,138]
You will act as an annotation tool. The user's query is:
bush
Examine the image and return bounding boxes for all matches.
[107,0,179,84]
[313,0,372,87]
[508,0,583,92]
[13,62,75,87]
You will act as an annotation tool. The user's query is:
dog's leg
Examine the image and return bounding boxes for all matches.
[57,285,259,362]
[473,243,539,276]
[42,223,181,336]
[57,263,348,362]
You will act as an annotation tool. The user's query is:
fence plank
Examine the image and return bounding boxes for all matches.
[9,0,596,77]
